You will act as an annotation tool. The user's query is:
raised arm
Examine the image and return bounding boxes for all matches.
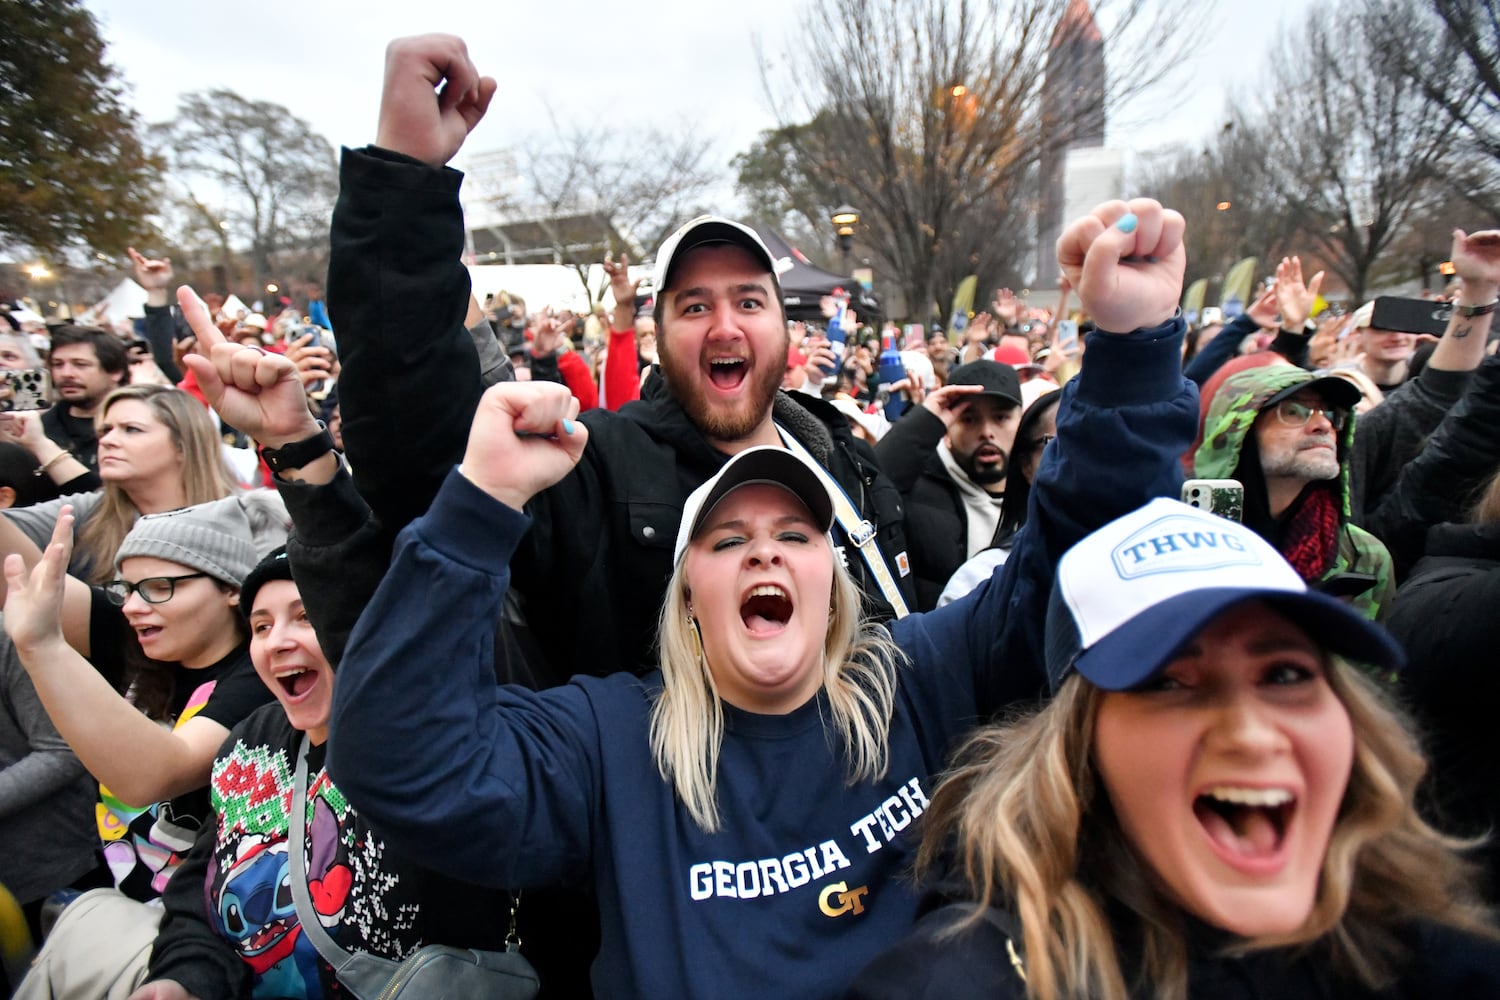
[3,512,228,806]
[328,381,599,882]
[329,35,496,539]
[1350,229,1500,520]
[894,199,1197,709]
[601,254,642,410]
[129,247,185,383]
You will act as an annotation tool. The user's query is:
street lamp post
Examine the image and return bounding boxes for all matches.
[831,204,859,275]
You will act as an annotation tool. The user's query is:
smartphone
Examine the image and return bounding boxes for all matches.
[297,325,335,397]
[1370,296,1450,336]
[1182,478,1244,523]
[1056,320,1080,356]
[0,369,51,412]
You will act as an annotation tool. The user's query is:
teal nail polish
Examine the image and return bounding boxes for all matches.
[1115,213,1138,234]
[563,419,576,435]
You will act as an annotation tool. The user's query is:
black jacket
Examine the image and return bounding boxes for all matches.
[875,406,1011,611]
[846,897,1500,999]
[323,145,912,686]
[1389,520,1500,896]
[1365,350,1500,577]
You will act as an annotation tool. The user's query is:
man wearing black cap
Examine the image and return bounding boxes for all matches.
[1192,365,1395,619]
[875,359,1024,610]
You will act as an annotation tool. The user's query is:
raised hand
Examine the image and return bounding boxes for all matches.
[461,381,588,511]
[604,253,641,330]
[3,507,73,656]
[0,411,51,456]
[1452,228,1500,296]
[530,312,566,356]
[1246,285,1280,330]
[991,289,1021,327]
[920,383,985,428]
[967,312,993,344]
[127,247,174,308]
[1057,198,1185,334]
[375,34,498,168]
[283,332,337,391]
[1274,256,1324,332]
[177,286,320,449]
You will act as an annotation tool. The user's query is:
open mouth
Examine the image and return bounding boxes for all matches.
[135,625,163,641]
[1193,786,1294,859]
[708,357,749,391]
[273,667,318,699]
[740,585,793,635]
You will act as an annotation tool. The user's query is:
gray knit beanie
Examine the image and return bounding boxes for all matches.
[114,496,257,588]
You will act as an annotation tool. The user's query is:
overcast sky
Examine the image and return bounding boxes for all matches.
[85,0,1310,211]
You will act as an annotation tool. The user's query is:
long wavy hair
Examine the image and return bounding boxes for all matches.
[917,659,1496,1000]
[650,537,905,832]
[76,385,238,584]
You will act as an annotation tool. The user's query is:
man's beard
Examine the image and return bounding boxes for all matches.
[1262,442,1340,484]
[659,337,787,443]
[955,446,1008,487]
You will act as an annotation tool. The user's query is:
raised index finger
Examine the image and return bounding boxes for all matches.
[177,286,228,351]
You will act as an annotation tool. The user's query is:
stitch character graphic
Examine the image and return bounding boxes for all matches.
[211,797,353,998]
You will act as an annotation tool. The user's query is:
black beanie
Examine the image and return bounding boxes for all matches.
[239,545,293,620]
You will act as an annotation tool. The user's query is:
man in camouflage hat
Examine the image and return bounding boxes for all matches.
[1193,365,1394,620]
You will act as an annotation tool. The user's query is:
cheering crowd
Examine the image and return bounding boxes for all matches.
[4,30,1500,1000]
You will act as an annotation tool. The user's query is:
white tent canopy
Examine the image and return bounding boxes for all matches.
[466,263,652,313]
[83,278,149,326]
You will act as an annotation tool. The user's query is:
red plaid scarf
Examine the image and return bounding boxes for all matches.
[1282,484,1340,581]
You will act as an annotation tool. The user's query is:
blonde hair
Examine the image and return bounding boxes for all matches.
[918,659,1496,1000]
[650,538,904,832]
[77,385,238,583]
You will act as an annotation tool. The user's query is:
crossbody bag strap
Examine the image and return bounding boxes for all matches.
[777,425,910,618]
[289,734,354,966]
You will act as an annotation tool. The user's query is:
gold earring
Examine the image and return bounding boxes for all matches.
[688,615,703,661]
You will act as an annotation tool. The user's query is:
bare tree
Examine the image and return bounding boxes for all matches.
[758,0,1215,321]
[1366,0,1500,223]
[1244,0,1459,301]
[1134,128,1302,296]
[155,90,337,289]
[488,112,723,306]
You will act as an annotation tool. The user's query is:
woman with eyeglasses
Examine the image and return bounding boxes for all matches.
[1191,367,1394,620]
[2,498,275,934]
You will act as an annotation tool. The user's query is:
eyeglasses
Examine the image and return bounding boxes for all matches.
[105,573,210,606]
[1272,399,1348,431]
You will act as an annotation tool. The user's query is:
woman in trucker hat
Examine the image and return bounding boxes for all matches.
[849,497,1500,1000]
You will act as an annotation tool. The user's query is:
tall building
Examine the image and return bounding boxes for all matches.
[1036,0,1106,288]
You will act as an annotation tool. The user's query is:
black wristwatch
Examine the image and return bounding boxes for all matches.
[261,422,336,474]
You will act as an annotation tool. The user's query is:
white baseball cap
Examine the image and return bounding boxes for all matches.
[651,216,787,296]
[1045,498,1403,691]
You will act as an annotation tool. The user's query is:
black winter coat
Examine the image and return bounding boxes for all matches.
[875,407,1013,611]
[1389,521,1500,897]
[846,897,1500,999]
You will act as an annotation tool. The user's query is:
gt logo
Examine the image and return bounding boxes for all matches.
[818,881,870,917]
